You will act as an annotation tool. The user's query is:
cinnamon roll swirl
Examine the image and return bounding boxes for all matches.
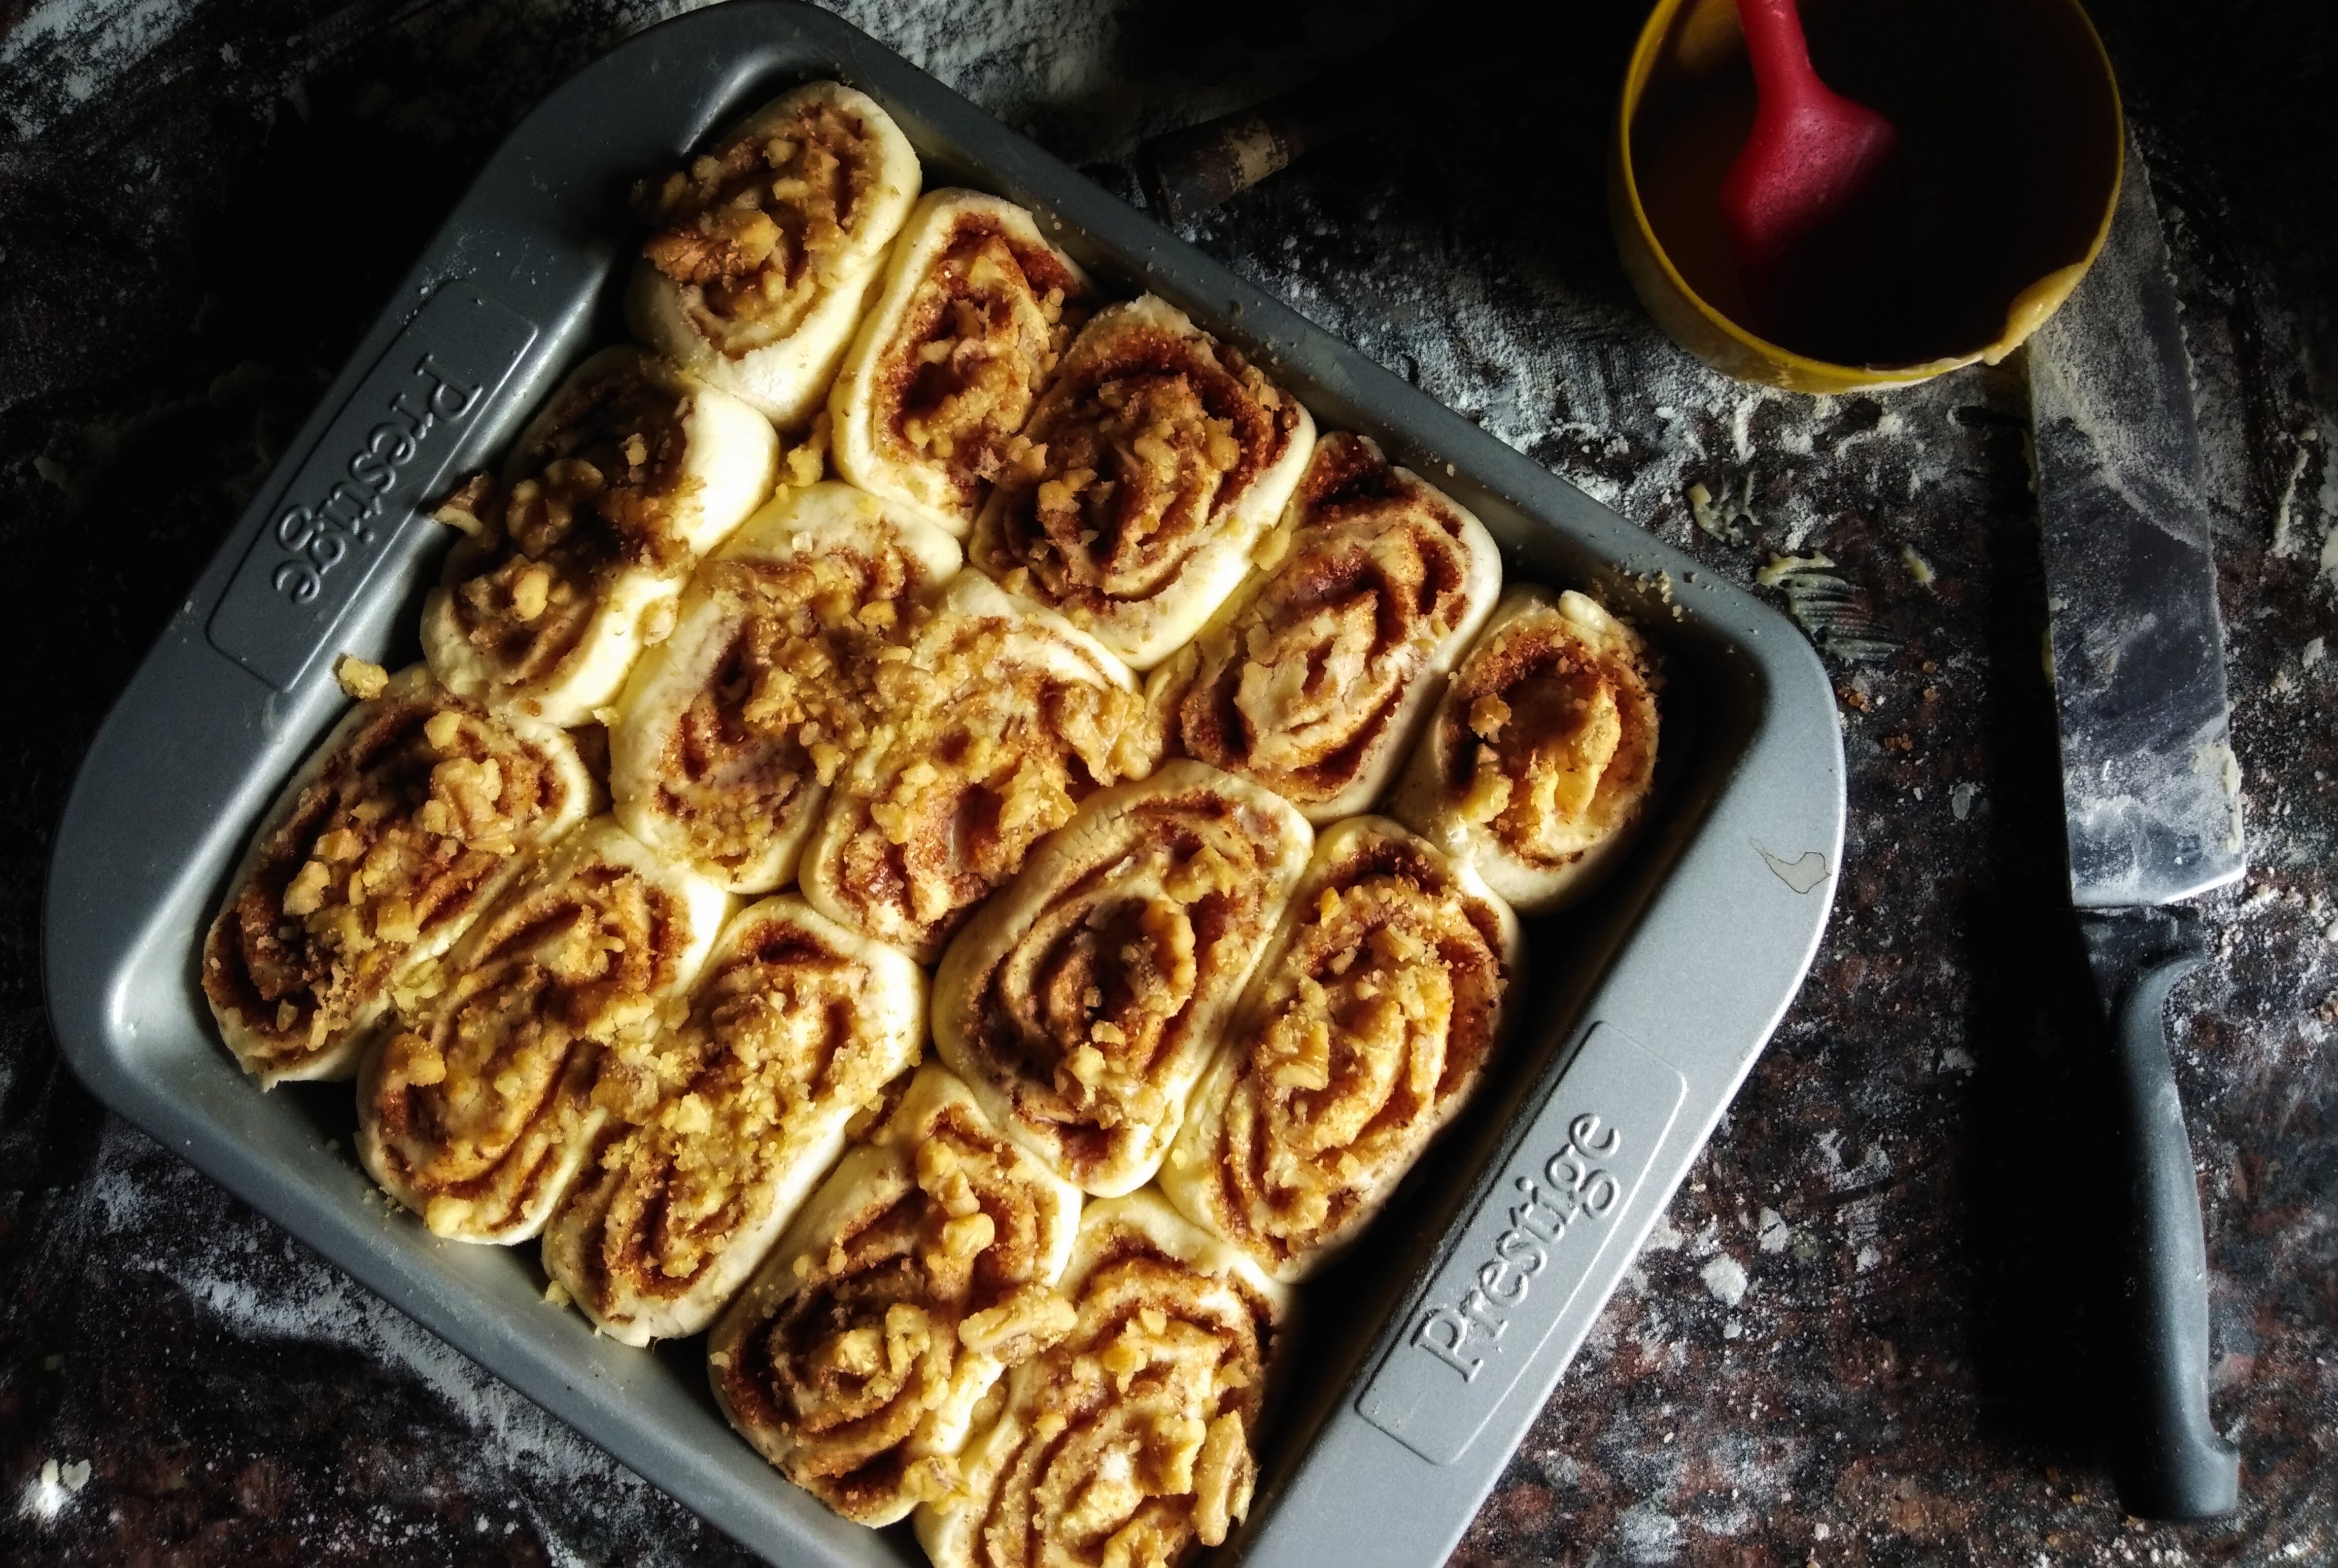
[356,818,731,1244]
[627,81,922,430]
[1392,586,1661,913]
[709,1064,1084,1526]
[1145,431,1502,822]
[608,481,962,894]
[828,190,1092,538]
[541,895,926,1345]
[422,346,778,727]
[1159,817,1523,1282]
[202,663,594,1087]
[915,1190,1293,1568]
[798,572,1156,962]
[932,761,1313,1197]
[968,295,1316,671]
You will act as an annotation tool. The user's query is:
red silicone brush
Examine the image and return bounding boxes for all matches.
[1719,0,1899,345]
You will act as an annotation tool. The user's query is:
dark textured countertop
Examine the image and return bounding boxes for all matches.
[4,1,2332,1563]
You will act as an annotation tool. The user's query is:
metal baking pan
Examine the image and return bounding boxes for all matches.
[43,4,1844,1562]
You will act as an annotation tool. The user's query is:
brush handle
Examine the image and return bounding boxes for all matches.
[2076,905,2240,1520]
[1139,85,1371,226]
[1734,0,1821,109]
[1137,36,1411,224]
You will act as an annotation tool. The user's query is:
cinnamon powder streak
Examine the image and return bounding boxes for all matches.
[1146,432,1501,823]
[916,1191,1292,1568]
[932,761,1313,1197]
[710,1064,1083,1526]
[356,819,730,1244]
[1160,818,1523,1282]
[203,662,594,1086]
[541,895,926,1345]
[799,572,1156,963]
[628,81,921,429]
[422,345,777,727]
[609,482,962,894]
[830,190,1092,537]
[1393,586,1661,913]
[969,295,1316,671]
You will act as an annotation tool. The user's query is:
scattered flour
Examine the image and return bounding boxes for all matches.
[1700,1253,1750,1307]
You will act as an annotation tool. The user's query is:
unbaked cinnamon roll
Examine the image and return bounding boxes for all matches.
[627,81,922,429]
[422,345,777,727]
[202,661,594,1087]
[968,295,1316,671]
[1392,586,1661,913]
[932,761,1313,1197]
[541,894,927,1345]
[798,571,1156,962]
[608,481,962,894]
[356,818,731,1244]
[709,1063,1084,1526]
[1159,817,1522,1282]
[828,190,1091,538]
[915,1190,1292,1568]
[1145,431,1502,822]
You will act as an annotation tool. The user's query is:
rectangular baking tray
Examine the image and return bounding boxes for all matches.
[43,4,1845,1563]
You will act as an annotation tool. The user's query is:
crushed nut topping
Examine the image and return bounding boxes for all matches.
[715,1093,1077,1524]
[550,908,917,1335]
[1170,824,1515,1277]
[364,834,699,1242]
[807,594,1155,961]
[640,533,941,884]
[1439,594,1659,866]
[972,299,1304,622]
[945,1215,1278,1564]
[1149,431,1489,809]
[437,356,700,688]
[638,99,886,357]
[872,212,1087,522]
[334,654,390,701]
[202,672,579,1081]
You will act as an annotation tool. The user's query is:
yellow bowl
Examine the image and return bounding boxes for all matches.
[1611,0,2124,392]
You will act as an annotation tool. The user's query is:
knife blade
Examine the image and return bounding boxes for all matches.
[2028,135,2243,1520]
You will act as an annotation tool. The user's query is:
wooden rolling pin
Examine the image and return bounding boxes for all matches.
[1138,37,1410,223]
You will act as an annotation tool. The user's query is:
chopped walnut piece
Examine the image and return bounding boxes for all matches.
[334,655,390,701]
[636,97,885,354]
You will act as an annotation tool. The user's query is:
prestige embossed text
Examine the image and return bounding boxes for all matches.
[265,353,484,605]
[1411,1113,1623,1382]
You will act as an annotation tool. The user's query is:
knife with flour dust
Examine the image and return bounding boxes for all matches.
[2028,136,2243,1520]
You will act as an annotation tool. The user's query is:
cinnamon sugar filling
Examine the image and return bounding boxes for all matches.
[1443,616,1657,867]
[651,545,931,876]
[1155,436,1481,800]
[717,1110,1075,1521]
[638,100,886,356]
[961,1234,1276,1565]
[440,365,698,684]
[1208,840,1508,1269]
[202,686,570,1073]
[980,324,1299,615]
[875,217,1085,512]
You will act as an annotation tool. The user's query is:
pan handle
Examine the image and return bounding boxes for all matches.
[2076,904,2239,1519]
